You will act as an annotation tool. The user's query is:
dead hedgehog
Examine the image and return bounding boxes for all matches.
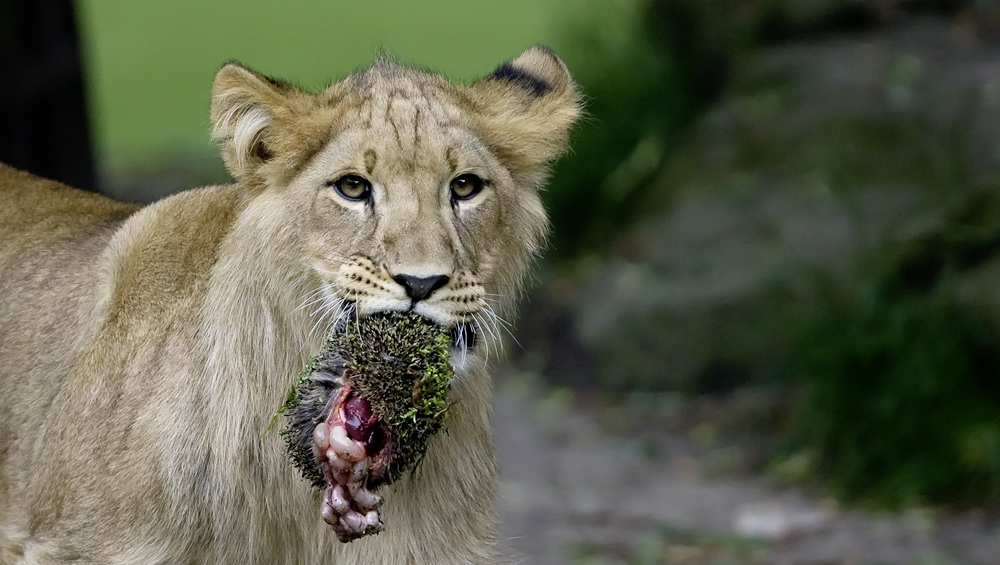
[277,311,454,542]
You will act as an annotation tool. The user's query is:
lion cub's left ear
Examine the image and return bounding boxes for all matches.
[469,46,583,185]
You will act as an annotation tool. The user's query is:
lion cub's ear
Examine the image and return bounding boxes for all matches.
[210,62,311,185]
[469,46,583,186]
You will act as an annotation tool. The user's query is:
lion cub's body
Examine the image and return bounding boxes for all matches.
[0,49,579,564]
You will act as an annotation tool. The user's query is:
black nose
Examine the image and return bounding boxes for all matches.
[393,274,450,302]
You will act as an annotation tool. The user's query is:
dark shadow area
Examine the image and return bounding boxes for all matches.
[0,0,95,191]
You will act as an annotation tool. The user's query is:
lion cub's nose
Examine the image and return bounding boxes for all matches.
[393,274,450,302]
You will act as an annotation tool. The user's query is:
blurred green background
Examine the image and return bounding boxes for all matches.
[16,0,1000,560]
[77,0,567,166]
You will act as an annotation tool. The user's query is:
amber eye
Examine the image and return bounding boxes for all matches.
[330,174,372,202]
[450,174,485,201]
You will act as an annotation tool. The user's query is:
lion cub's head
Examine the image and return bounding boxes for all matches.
[209,48,580,354]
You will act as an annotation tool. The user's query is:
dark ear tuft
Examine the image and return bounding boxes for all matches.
[482,46,573,99]
[489,63,550,97]
[468,46,582,187]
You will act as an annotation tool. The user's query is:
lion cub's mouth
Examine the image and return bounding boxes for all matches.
[312,385,391,540]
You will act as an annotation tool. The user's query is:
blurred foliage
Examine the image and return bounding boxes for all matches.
[780,181,1000,507]
[544,0,728,261]
[543,0,976,262]
[535,0,1000,508]
[787,258,1000,507]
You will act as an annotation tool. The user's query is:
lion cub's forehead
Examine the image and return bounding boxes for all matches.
[337,62,467,125]
[324,64,483,175]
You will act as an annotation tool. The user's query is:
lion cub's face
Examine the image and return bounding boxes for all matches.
[210,48,579,350]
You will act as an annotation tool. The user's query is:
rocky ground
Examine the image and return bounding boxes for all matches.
[494,374,1000,564]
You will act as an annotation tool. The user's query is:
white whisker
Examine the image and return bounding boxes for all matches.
[297,291,332,314]
[472,312,495,368]
[479,299,522,351]
[296,279,351,354]
[458,326,468,367]
[295,286,329,310]
[475,310,501,350]
[305,298,337,347]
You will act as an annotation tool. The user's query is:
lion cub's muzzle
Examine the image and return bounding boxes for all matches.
[388,273,478,349]
[328,256,485,350]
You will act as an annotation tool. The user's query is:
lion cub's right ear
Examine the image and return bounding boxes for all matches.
[468,47,582,187]
[210,62,311,186]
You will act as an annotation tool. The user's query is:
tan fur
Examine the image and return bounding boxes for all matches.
[0,47,580,564]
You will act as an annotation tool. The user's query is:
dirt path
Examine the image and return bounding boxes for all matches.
[494,377,1000,564]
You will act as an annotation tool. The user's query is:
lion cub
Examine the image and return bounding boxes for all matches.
[0,47,579,564]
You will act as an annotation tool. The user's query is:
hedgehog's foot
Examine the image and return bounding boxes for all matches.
[312,388,391,542]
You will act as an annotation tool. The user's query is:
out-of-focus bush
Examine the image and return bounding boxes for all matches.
[544,0,728,261]
[788,291,1000,506]
[529,2,1000,507]
[543,0,978,262]
[785,215,1000,506]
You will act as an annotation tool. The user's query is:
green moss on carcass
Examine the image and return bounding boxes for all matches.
[278,311,454,484]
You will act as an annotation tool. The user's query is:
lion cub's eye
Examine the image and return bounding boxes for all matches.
[330,174,372,202]
[450,174,486,202]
